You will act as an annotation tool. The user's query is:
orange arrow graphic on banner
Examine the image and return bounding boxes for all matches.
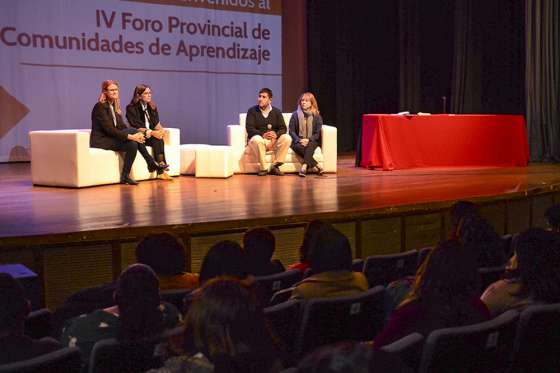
[0,86,29,140]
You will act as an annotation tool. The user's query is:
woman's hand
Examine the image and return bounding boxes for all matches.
[151,129,165,140]
[300,138,309,146]
[128,132,145,143]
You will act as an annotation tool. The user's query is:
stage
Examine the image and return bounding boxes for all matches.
[1,155,560,308]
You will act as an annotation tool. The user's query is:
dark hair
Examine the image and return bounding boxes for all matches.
[400,240,481,326]
[299,220,329,263]
[259,87,273,98]
[244,227,275,263]
[185,277,280,371]
[114,264,163,342]
[545,204,560,231]
[515,228,560,303]
[458,214,506,266]
[308,224,352,273]
[297,341,413,373]
[450,200,478,230]
[130,83,157,110]
[0,273,29,333]
[199,240,246,285]
[136,233,186,275]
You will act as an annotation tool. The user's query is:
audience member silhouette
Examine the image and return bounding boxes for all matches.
[243,228,284,276]
[297,341,413,373]
[481,228,560,316]
[149,277,283,373]
[374,240,488,348]
[136,233,199,290]
[290,224,368,300]
[0,273,62,364]
[288,220,330,273]
[60,264,180,363]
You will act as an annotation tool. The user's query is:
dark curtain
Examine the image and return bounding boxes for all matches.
[398,0,421,112]
[526,0,560,161]
[307,1,524,153]
[451,0,524,114]
[307,0,399,153]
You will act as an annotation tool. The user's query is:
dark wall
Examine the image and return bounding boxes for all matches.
[307,0,525,152]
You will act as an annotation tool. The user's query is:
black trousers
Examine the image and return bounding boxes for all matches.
[105,128,156,178]
[144,136,166,164]
[291,140,319,168]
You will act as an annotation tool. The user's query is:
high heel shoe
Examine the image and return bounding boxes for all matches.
[148,162,166,173]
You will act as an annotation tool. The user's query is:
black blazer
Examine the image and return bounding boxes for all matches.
[126,102,160,131]
[245,105,286,140]
[90,102,128,149]
[288,111,323,146]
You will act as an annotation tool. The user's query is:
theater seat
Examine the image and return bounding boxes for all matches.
[227,113,337,174]
[294,285,386,359]
[418,310,519,373]
[0,347,82,373]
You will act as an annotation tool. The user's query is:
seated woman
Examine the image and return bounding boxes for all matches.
[0,273,62,364]
[290,224,368,300]
[374,240,489,349]
[288,92,324,177]
[481,228,560,317]
[136,233,199,291]
[60,264,181,363]
[90,80,166,185]
[288,220,329,273]
[457,214,507,267]
[126,84,172,181]
[243,228,284,276]
[149,277,283,373]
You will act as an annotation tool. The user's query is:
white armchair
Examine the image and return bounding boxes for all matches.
[227,113,337,174]
[30,128,180,187]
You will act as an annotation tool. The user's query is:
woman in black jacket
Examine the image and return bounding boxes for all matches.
[126,84,172,180]
[90,80,165,185]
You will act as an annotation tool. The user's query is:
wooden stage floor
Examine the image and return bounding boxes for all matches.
[2,154,560,246]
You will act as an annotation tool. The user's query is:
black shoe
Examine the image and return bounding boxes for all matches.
[159,162,170,171]
[269,165,284,176]
[121,176,139,185]
[316,166,325,176]
[257,169,268,176]
[148,162,166,173]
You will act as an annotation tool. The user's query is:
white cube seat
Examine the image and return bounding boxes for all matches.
[227,113,337,174]
[180,144,209,175]
[30,128,180,188]
[195,145,234,178]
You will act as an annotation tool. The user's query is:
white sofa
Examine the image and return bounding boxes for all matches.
[227,113,337,174]
[30,128,180,187]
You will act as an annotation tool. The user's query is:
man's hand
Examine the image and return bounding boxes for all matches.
[300,138,309,146]
[263,131,277,140]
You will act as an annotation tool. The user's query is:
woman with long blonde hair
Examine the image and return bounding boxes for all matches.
[288,92,324,177]
[90,80,165,185]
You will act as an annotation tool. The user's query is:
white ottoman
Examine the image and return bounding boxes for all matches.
[195,145,234,178]
[180,144,208,175]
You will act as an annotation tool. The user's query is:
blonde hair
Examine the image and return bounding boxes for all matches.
[298,92,320,116]
[98,80,122,114]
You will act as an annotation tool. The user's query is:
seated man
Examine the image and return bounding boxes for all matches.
[0,273,62,364]
[246,88,292,176]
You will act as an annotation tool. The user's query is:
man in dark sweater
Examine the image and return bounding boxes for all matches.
[246,88,292,176]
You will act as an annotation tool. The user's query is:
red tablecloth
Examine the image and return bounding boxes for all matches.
[360,114,529,170]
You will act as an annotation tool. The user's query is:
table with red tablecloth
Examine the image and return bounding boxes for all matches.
[358,114,529,170]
